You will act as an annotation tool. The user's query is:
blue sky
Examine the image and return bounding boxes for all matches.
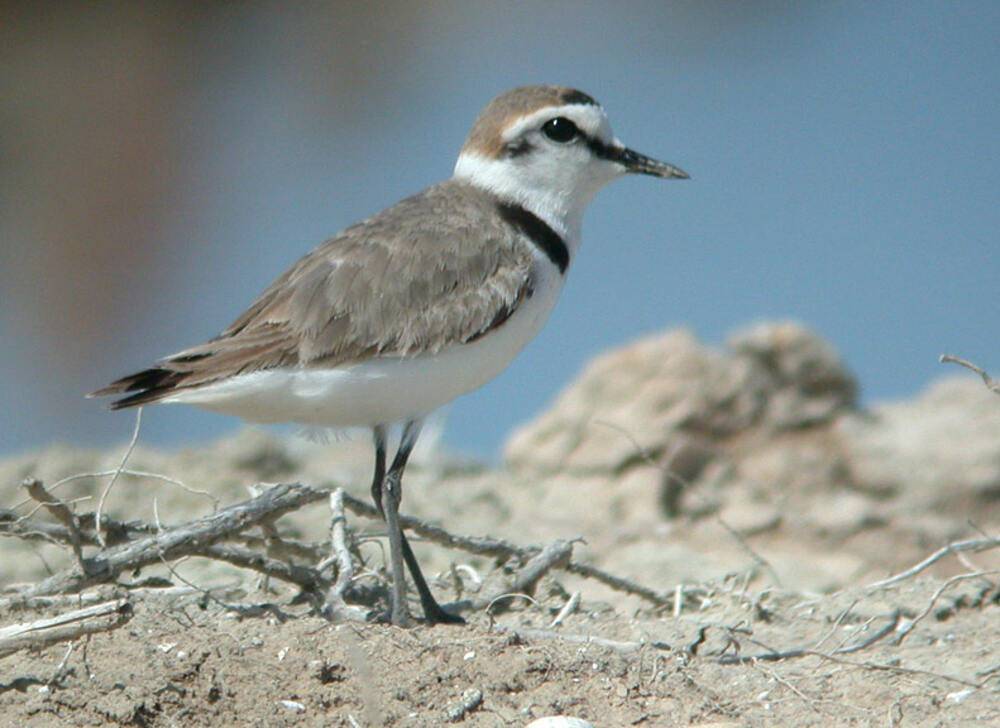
[2,1,998,458]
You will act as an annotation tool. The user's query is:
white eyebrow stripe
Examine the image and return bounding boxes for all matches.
[501,104,612,143]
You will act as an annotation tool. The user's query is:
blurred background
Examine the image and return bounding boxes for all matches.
[1,1,997,459]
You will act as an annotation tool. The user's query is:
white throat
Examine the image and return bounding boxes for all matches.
[453,153,601,253]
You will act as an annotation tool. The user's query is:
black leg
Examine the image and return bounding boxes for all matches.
[388,421,464,625]
[372,421,464,625]
[370,425,388,521]
[399,535,463,623]
[371,425,410,626]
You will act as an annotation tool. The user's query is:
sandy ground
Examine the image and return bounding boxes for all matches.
[1,425,999,726]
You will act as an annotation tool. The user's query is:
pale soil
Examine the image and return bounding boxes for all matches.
[1,429,998,726]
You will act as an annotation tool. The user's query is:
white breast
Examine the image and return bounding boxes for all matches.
[163,260,565,428]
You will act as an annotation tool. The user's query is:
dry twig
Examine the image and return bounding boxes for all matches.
[21,478,85,567]
[715,609,900,665]
[865,537,1000,591]
[11,482,328,601]
[493,624,667,654]
[815,652,982,689]
[199,544,324,593]
[0,598,132,658]
[940,354,1000,396]
[717,516,782,587]
[478,539,574,614]
[894,570,1000,645]
[323,489,369,622]
[4,479,684,621]
[509,539,574,596]
[338,492,681,608]
[9,468,219,512]
[95,408,143,547]
[550,591,581,628]
[563,561,679,607]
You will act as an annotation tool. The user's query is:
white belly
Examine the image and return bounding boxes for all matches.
[163,266,564,428]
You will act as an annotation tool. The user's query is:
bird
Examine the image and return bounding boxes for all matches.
[91,85,688,627]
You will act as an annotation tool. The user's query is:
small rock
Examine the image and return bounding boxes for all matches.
[946,688,975,704]
[444,688,483,722]
[278,700,305,713]
[525,718,594,728]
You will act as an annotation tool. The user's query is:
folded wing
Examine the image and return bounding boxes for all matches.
[92,181,535,409]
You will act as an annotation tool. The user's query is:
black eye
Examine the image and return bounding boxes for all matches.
[541,117,579,143]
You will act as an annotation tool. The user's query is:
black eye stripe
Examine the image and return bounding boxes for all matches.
[585,136,614,160]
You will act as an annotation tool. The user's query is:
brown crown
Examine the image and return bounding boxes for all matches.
[460,85,599,158]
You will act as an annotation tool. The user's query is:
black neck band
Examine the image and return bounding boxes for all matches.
[497,202,569,274]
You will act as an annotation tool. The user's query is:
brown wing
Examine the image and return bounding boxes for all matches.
[93,181,535,409]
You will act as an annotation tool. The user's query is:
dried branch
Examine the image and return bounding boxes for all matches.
[338,492,679,608]
[341,492,527,560]
[509,539,573,595]
[563,561,678,607]
[976,660,1000,679]
[481,539,574,614]
[5,479,681,620]
[550,591,581,628]
[717,516,782,587]
[0,588,123,612]
[894,570,1000,645]
[940,354,1000,396]
[48,643,76,688]
[198,544,325,592]
[493,624,662,654]
[21,478,85,566]
[234,532,325,563]
[814,653,982,688]
[716,610,900,665]
[0,598,132,658]
[9,468,219,512]
[865,537,1000,591]
[323,489,369,622]
[0,585,245,614]
[2,501,327,580]
[11,482,328,601]
[95,407,143,547]
[811,599,859,651]
[0,507,156,555]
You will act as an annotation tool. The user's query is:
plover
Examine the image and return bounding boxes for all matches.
[92,85,688,626]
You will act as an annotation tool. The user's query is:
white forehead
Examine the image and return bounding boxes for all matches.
[501,103,613,143]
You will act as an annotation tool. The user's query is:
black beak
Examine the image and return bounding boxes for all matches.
[589,138,689,179]
[616,147,689,179]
